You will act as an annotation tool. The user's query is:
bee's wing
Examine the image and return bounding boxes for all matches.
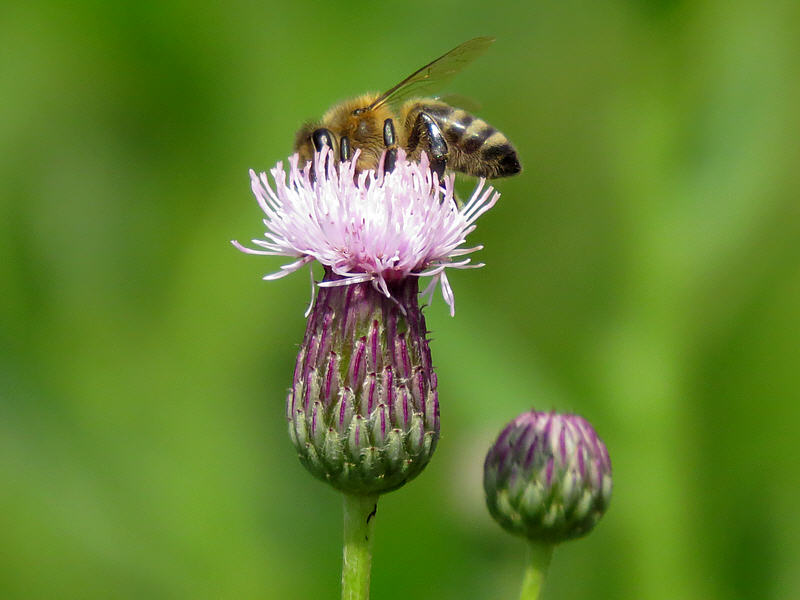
[368,37,495,111]
[435,93,483,113]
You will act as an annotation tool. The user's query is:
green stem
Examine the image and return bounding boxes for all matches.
[519,541,554,600]
[341,493,379,600]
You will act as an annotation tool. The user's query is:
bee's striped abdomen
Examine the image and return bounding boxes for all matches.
[413,102,521,178]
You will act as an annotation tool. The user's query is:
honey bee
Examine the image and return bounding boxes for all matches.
[294,37,521,180]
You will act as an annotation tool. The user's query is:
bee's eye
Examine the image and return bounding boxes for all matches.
[353,108,365,116]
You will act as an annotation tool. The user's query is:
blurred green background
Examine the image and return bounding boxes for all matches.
[2,0,799,598]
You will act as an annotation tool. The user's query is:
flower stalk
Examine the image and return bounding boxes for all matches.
[341,494,379,600]
[519,541,553,600]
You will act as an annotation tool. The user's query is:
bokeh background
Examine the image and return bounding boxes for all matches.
[2,0,799,598]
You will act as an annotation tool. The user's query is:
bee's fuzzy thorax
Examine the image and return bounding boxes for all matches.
[318,93,394,172]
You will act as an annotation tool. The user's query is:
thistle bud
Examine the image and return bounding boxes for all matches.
[287,270,439,495]
[483,411,612,544]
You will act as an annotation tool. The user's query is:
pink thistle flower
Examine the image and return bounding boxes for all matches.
[232,148,499,316]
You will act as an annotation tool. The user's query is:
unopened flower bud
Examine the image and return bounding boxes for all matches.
[483,411,612,543]
[287,270,439,495]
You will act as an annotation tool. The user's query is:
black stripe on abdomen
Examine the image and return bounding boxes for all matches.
[481,142,520,175]
[462,124,496,154]
[480,142,513,160]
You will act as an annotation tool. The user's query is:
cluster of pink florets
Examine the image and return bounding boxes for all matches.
[232,148,499,316]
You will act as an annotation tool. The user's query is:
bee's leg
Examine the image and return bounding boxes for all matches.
[312,128,335,153]
[383,118,398,172]
[311,128,336,173]
[407,112,448,180]
[340,136,352,162]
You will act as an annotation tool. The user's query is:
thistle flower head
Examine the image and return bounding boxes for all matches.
[483,410,612,544]
[232,149,499,316]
